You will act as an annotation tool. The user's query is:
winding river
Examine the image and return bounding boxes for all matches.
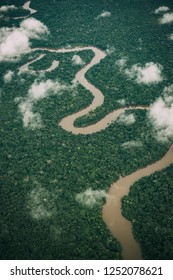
[103,144,173,259]
[20,41,173,260]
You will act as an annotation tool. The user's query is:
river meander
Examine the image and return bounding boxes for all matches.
[20,44,173,259]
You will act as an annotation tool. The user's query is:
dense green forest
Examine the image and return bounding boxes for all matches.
[0,0,173,259]
[122,165,173,260]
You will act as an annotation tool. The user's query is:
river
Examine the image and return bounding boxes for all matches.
[103,144,173,259]
[20,43,173,260]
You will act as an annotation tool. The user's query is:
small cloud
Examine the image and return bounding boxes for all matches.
[118,112,136,125]
[18,99,42,129]
[76,188,107,208]
[115,57,127,68]
[125,62,163,84]
[28,79,65,101]
[0,18,49,62]
[27,185,56,220]
[169,33,173,40]
[3,70,14,83]
[117,99,126,106]
[121,140,143,149]
[106,46,115,55]
[96,11,111,20]
[154,6,170,14]
[0,5,17,12]
[16,79,71,129]
[149,85,173,142]
[159,12,173,24]
[72,55,85,66]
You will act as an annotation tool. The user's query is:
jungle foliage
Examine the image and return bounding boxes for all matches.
[0,0,173,260]
[122,165,173,260]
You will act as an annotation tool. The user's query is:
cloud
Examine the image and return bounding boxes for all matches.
[20,18,49,39]
[28,79,65,100]
[0,28,30,61]
[3,70,14,83]
[72,55,85,66]
[96,11,111,20]
[18,99,42,129]
[75,188,107,208]
[149,85,173,142]
[16,79,71,129]
[159,12,173,24]
[169,34,173,40]
[118,112,136,125]
[106,46,115,55]
[117,99,126,106]
[125,62,163,84]
[27,185,56,220]
[0,5,17,12]
[115,57,128,68]
[154,6,170,14]
[0,18,49,62]
[121,140,143,149]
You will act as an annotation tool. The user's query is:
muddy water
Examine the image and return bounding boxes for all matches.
[19,55,59,72]
[21,45,173,259]
[19,54,45,72]
[13,1,37,19]
[103,144,173,259]
[23,1,37,15]
[31,47,148,134]
[45,60,59,72]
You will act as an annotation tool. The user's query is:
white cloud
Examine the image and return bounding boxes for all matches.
[118,112,136,125]
[16,79,70,129]
[106,46,115,55]
[0,28,30,61]
[169,33,173,40]
[125,62,163,84]
[149,85,173,142]
[99,11,111,17]
[154,6,170,14]
[20,18,49,39]
[115,57,127,68]
[117,99,126,106]
[121,140,142,149]
[96,11,111,20]
[0,5,17,12]
[0,18,49,62]
[28,79,65,100]
[76,188,107,208]
[159,12,173,24]
[27,185,56,220]
[72,55,85,66]
[3,70,14,83]
[18,99,42,129]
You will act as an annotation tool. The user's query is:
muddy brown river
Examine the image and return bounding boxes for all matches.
[103,144,173,259]
[20,44,173,259]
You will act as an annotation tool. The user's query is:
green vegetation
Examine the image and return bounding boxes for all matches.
[122,164,173,260]
[0,0,173,260]
[29,50,94,83]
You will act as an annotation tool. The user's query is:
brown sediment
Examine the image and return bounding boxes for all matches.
[20,45,173,260]
[13,1,37,19]
[102,144,173,259]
